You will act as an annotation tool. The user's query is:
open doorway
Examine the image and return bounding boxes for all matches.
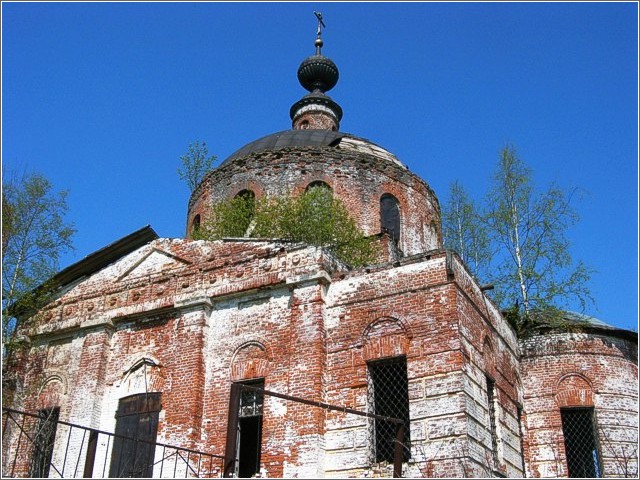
[237,379,264,478]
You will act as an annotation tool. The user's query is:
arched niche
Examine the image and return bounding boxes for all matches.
[230,341,270,381]
[120,357,165,395]
[555,373,594,408]
[361,317,411,362]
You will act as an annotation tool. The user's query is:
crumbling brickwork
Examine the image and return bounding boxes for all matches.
[6,237,527,478]
[187,138,442,258]
[520,329,638,478]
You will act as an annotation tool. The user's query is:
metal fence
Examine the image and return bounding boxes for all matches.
[2,408,224,478]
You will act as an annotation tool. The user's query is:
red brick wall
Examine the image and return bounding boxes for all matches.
[520,331,638,478]
[12,233,634,478]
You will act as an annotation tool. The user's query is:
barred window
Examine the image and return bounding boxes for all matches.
[29,407,60,478]
[486,376,499,469]
[368,357,411,463]
[561,407,602,478]
[237,379,264,478]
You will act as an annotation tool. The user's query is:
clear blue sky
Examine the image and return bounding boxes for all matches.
[2,2,638,331]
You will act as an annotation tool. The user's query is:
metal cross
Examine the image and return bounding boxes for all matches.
[314,11,326,38]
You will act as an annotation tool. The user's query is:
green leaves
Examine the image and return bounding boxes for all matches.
[442,145,594,335]
[2,171,76,348]
[177,141,217,192]
[199,186,375,267]
[442,181,491,280]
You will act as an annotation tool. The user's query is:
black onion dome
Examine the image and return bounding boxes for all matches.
[297,54,339,93]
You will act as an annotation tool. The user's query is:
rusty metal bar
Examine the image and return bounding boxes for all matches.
[239,384,404,425]
[101,433,110,478]
[74,428,88,476]
[223,382,241,478]
[83,429,99,478]
[10,411,27,477]
[61,425,73,477]
[393,423,406,478]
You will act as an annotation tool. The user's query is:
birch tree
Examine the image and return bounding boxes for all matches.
[485,145,593,333]
[2,171,75,351]
[198,185,375,267]
[177,140,217,192]
[442,180,491,280]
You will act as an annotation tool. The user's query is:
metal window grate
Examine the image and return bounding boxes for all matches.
[486,376,499,469]
[239,381,264,418]
[368,357,411,463]
[237,379,264,478]
[561,407,602,478]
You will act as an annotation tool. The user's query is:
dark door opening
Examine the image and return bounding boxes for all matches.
[237,379,264,478]
[109,393,161,478]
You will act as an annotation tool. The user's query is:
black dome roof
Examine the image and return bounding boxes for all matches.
[221,129,405,168]
[222,130,344,165]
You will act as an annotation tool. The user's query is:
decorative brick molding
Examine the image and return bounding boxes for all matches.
[36,374,67,409]
[361,317,410,361]
[230,341,270,381]
[555,373,594,407]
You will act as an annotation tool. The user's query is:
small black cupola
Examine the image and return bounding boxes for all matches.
[290,12,343,131]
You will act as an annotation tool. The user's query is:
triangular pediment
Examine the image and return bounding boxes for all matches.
[117,248,192,281]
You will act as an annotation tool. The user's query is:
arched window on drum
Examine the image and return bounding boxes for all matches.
[234,189,256,237]
[380,193,401,244]
[305,181,332,193]
[192,214,201,236]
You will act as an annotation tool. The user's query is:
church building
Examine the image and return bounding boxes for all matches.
[3,17,637,479]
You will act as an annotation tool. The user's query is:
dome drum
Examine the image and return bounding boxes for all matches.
[186,139,442,258]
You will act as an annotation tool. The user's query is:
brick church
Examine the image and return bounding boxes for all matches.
[3,17,637,479]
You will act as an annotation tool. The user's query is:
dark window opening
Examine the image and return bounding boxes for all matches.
[517,405,527,474]
[237,379,264,478]
[380,194,401,243]
[368,357,411,463]
[305,181,332,193]
[232,190,256,237]
[235,189,256,202]
[29,407,60,478]
[109,393,161,478]
[192,214,201,234]
[486,376,499,469]
[561,407,602,478]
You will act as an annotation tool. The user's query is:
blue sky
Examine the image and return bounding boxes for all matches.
[2,2,638,331]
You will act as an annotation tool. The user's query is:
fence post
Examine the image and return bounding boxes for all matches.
[83,429,99,478]
[393,422,406,478]
[223,383,241,478]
